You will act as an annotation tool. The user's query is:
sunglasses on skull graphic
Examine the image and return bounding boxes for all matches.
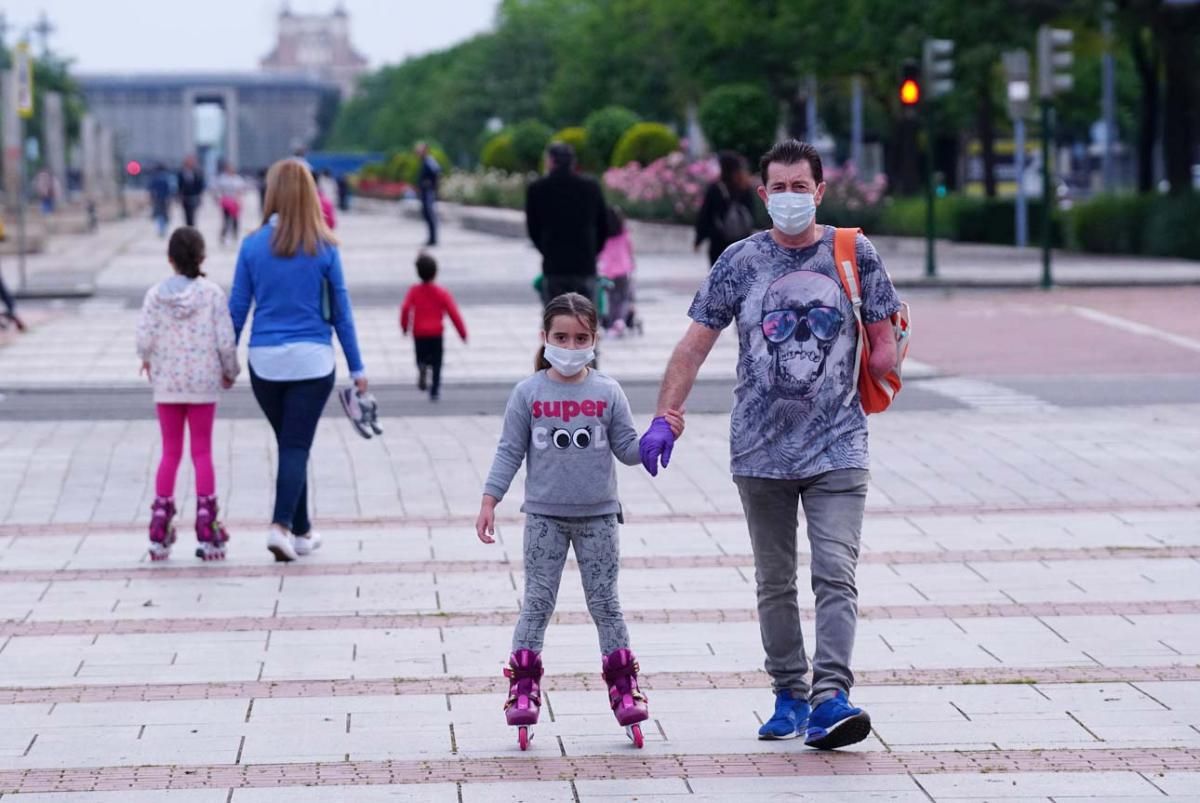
[760,304,844,345]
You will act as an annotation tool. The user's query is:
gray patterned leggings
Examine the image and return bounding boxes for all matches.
[512,513,629,655]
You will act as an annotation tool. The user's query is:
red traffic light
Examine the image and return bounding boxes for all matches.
[126,160,142,177]
[899,78,921,106]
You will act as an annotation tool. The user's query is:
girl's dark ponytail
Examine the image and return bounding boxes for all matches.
[168,226,207,278]
[534,345,551,372]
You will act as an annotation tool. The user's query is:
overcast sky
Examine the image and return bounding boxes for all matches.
[7,0,500,73]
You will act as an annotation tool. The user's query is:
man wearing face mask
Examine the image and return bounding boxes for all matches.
[639,140,902,750]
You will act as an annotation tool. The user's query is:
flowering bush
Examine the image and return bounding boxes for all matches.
[817,164,888,230]
[440,169,534,209]
[602,152,718,224]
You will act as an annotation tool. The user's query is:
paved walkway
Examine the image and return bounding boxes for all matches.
[0,205,1198,800]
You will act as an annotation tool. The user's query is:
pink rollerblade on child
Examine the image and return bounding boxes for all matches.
[504,649,543,750]
[603,648,649,747]
[148,497,176,561]
[194,495,230,561]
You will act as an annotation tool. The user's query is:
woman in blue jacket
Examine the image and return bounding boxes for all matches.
[230,159,367,562]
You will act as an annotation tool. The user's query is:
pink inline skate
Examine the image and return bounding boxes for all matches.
[194,495,230,561]
[503,649,543,750]
[602,648,649,748]
[147,496,176,561]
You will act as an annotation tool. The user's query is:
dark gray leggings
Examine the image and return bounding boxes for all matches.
[513,513,629,655]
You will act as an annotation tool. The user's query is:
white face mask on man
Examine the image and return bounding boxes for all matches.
[543,343,595,376]
[766,191,817,236]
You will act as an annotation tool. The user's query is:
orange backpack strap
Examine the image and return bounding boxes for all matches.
[832,228,866,408]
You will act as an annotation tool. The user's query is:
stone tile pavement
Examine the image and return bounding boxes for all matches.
[1,206,1199,800]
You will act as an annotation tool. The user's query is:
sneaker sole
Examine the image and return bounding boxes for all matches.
[805,712,872,750]
[757,729,801,741]
[268,544,297,562]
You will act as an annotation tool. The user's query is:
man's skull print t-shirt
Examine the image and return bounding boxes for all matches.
[688,227,901,480]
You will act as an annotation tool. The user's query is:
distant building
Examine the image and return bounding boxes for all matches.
[259,3,369,98]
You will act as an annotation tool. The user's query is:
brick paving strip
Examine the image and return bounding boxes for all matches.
[1,497,1196,538]
[5,545,1197,584]
[2,747,1198,794]
[4,665,1199,706]
[5,599,1200,638]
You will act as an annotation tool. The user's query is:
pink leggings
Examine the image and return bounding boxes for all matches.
[155,403,217,498]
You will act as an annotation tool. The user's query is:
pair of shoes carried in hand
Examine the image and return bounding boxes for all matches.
[339,387,383,439]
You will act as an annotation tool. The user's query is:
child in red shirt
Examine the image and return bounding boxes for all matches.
[400,252,467,401]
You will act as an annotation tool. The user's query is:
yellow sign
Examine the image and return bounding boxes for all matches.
[15,43,34,119]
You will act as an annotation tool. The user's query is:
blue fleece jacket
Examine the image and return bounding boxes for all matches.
[229,224,365,374]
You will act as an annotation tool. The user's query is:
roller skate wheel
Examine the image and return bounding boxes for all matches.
[626,723,644,748]
[518,725,530,751]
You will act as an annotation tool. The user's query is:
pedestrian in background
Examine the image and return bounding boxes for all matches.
[212,162,247,246]
[230,159,367,563]
[177,155,206,228]
[416,143,441,246]
[597,205,638,336]
[525,142,609,305]
[136,227,240,562]
[694,151,757,267]
[148,163,173,238]
[400,251,467,402]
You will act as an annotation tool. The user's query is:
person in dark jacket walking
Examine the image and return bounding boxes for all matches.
[148,164,173,237]
[525,142,609,304]
[694,151,757,267]
[177,156,206,228]
[416,143,441,246]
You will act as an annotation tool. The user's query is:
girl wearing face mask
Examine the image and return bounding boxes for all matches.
[476,292,683,751]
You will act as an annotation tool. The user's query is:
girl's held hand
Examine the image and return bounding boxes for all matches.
[139,361,152,381]
[476,496,498,544]
[665,408,686,439]
[221,375,235,389]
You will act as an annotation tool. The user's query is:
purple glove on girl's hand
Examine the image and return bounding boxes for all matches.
[639,416,675,477]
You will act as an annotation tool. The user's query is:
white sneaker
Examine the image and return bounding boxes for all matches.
[267,527,298,562]
[293,530,322,556]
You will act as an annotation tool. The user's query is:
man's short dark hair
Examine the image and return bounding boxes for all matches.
[415,252,437,282]
[759,140,824,186]
[547,141,576,171]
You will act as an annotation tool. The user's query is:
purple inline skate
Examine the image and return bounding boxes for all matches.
[194,495,230,561]
[503,649,543,750]
[147,497,176,561]
[602,648,649,748]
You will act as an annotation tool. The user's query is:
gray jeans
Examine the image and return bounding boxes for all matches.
[734,469,869,704]
[513,513,629,655]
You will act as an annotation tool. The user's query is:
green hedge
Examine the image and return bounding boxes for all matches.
[1067,192,1200,259]
[510,119,554,173]
[699,83,778,162]
[480,131,518,172]
[877,196,1062,246]
[584,106,641,168]
[611,122,680,167]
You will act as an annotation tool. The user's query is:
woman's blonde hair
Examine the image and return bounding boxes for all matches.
[261,158,337,257]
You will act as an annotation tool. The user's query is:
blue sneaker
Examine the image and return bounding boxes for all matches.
[757,690,810,740]
[805,691,872,750]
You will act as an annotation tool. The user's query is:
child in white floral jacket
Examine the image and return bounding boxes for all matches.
[135,227,240,561]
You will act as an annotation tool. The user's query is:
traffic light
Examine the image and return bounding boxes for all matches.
[922,39,955,98]
[899,60,921,107]
[1037,26,1073,98]
[126,161,142,177]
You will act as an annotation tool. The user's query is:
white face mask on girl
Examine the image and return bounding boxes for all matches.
[544,343,594,376]
[766,191,816,235]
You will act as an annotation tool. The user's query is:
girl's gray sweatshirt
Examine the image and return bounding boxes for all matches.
[483,369,641,518]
